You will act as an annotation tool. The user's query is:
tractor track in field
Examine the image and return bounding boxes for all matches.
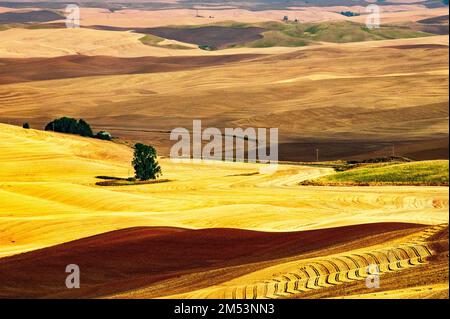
[217,224,447,299]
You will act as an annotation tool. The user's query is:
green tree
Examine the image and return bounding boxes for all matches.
[22,122,30,129]
[132,143,162,180]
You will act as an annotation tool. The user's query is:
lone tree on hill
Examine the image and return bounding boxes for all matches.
[132,143,162,180]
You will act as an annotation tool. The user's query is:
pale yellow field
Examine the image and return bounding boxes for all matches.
[0,28,202,58]
[0,27,304,58]
[0,123,448,260]
[1,26,448,59]
[53,7,347,28]
[45,5,445,28]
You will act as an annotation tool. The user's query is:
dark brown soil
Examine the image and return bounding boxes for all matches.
[141,26,266,49]
[0,223,424,298]
[418,15,449,25]
[0,54,262,85]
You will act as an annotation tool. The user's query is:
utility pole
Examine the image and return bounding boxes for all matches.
[316,148,319,162]
[392,144,395,157]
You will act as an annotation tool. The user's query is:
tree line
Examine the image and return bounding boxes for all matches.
[43,117,112,140]
[22,117,161,180]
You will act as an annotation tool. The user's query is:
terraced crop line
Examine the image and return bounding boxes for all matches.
[223,224,448,299]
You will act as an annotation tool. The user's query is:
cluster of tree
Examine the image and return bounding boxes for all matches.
[44,117,112,140]
[340,11,360,17]
[24,119,161,181]
[45,117,93,136]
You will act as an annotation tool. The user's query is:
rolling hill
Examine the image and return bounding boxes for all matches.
[0,34,447,161]
[0,1,448,299]
[1,223,447,298]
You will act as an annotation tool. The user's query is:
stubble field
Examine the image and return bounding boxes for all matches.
[0,1,448,299]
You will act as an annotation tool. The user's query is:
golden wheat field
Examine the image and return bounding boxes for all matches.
[0,124,448,298]
[0,0,449,300]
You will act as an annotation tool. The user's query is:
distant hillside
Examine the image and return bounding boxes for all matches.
[243,21,434,48]
[141,21,434,49]
[1,0,447,10]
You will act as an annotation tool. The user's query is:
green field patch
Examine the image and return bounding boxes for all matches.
[301,160,449,186]
[242,20,433,48]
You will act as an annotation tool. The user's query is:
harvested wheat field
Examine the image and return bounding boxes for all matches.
[40,7,347,28]
[24,4,448,27]
[0,124,448,298]
[0,1,448,301]
[0,34,447,161]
